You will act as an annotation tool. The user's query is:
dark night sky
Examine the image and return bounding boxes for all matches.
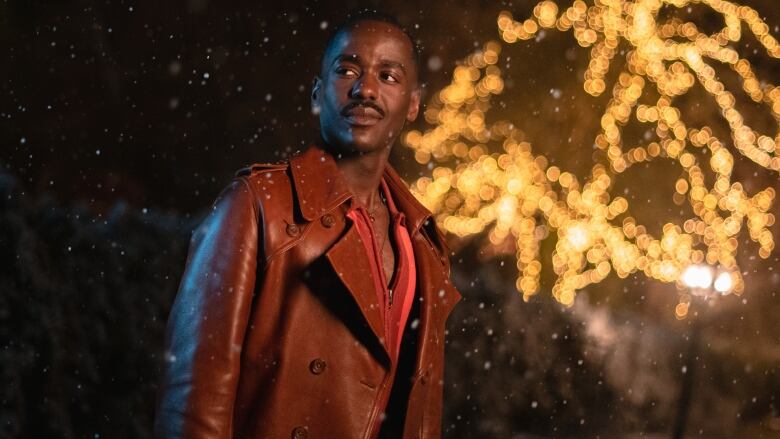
[1,0,518,215]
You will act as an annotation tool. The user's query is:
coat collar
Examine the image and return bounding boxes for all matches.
[289,143,433,236]
[291,142,462,363]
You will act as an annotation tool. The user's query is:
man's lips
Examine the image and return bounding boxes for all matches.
[342,104,384,127]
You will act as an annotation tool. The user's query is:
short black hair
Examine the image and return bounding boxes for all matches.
[319,9,422,79]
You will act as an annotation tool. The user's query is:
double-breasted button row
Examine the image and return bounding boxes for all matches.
[419,369,431,385]
[291,425,308,438]
[321,213,336,228]
[286,223,300,237]
[309,358,327,374]
[285,213,339,237]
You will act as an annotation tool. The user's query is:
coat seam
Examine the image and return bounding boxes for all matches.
[363,371,392,439]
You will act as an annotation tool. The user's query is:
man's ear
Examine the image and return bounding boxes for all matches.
[311,76,322,114]
[406,86,421,122]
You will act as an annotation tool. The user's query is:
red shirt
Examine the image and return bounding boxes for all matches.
[346,176,416,360]
[345,176,417,433]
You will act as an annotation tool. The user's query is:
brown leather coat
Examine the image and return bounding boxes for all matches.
[154,144,462,438]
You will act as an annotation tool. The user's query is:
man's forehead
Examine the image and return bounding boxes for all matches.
[324,20,414,65]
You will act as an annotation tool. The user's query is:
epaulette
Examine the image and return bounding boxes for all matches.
[234,161,289,177]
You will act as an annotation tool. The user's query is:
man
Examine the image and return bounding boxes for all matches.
[155,11,462,439]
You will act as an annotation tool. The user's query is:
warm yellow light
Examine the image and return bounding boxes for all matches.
[405,0,778,312]
[713,271,734,293]
[566,224,591,252]
[681,265,714,289]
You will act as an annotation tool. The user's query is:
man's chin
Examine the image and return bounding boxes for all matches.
[350,140,392,155]
[325,134,389,156]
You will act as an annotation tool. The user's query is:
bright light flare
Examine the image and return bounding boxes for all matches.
[566,223,591,252]
[713,271,734,293]
[681,264,714,289]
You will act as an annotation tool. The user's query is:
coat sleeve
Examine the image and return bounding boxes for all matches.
[154,176,260,438]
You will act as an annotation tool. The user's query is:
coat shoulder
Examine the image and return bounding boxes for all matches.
[233,160,294,201]
[234,161,289,177]
[231,160,300,265]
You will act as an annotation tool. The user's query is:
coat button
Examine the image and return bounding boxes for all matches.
[286,223,300,237]
[291,426,308,439]
[420,369,431,385]
[309,358,327,374]
[321,213,336,228]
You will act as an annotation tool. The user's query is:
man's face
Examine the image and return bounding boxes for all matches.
[312,20,420,155]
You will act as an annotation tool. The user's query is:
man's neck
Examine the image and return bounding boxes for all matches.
[326,143,392,209]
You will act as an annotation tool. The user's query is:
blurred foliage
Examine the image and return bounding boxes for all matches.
[0,173,196,438]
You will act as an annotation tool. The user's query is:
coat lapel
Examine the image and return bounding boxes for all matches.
[412,232,462,342]
[324,222,389,356]
[289,145,353,221]
[383,163,462,322]
[289,145,388,356]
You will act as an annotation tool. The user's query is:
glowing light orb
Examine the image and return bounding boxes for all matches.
[713,271,734,294]
[681,264,714,290]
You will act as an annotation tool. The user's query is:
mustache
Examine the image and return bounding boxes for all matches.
[341,101,385,118]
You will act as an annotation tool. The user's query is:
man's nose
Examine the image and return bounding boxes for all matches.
[350,74,378,100]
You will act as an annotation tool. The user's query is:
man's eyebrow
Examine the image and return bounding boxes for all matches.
[379,59,407,74]
[332,54,362,66]
[331,54,407,75]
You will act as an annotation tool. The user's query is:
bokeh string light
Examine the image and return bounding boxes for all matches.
[404,0,779,318]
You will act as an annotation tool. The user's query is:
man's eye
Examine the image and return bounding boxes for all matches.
[337,68,357,77]
[382,72,399,83]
